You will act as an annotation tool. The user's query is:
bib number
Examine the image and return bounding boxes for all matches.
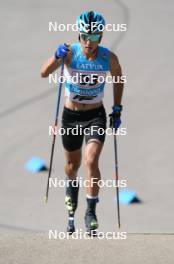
[79,74,99,86]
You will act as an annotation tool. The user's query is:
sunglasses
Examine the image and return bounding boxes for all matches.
[80,33,101,42]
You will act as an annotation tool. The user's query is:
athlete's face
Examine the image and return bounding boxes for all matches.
[80,33,102,56]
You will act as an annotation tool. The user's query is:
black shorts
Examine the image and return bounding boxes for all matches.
[61,105,107,151]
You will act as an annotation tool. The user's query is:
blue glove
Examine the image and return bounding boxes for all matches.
[109,105,122,130]
[55,43,69,59]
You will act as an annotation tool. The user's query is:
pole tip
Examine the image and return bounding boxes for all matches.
[44,196,48,203]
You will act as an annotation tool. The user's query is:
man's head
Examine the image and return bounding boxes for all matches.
[77,11,105,54]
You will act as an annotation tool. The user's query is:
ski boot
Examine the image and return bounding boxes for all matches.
[84,197,99,236]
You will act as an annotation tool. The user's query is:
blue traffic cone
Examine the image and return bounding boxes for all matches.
[117,189,141,205]
[25,157,48,173]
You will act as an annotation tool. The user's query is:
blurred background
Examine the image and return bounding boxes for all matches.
[0,0,174,233]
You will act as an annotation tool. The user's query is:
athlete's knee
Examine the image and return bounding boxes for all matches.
[84,156,98,171]
[65,160,81,176]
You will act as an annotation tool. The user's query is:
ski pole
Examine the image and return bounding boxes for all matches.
[113,133,121,228]
[44,58,65,203]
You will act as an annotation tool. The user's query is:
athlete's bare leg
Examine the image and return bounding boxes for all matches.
[84,140,104,197]
[84,140,104,233]
[64,148,82,180]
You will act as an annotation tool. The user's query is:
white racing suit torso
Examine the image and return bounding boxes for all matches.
[64,43,110,104]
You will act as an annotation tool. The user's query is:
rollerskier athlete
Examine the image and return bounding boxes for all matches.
[41,11,124,234]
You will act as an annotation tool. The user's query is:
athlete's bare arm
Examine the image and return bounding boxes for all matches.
[109,51,124,105]
[40,49,72,78]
